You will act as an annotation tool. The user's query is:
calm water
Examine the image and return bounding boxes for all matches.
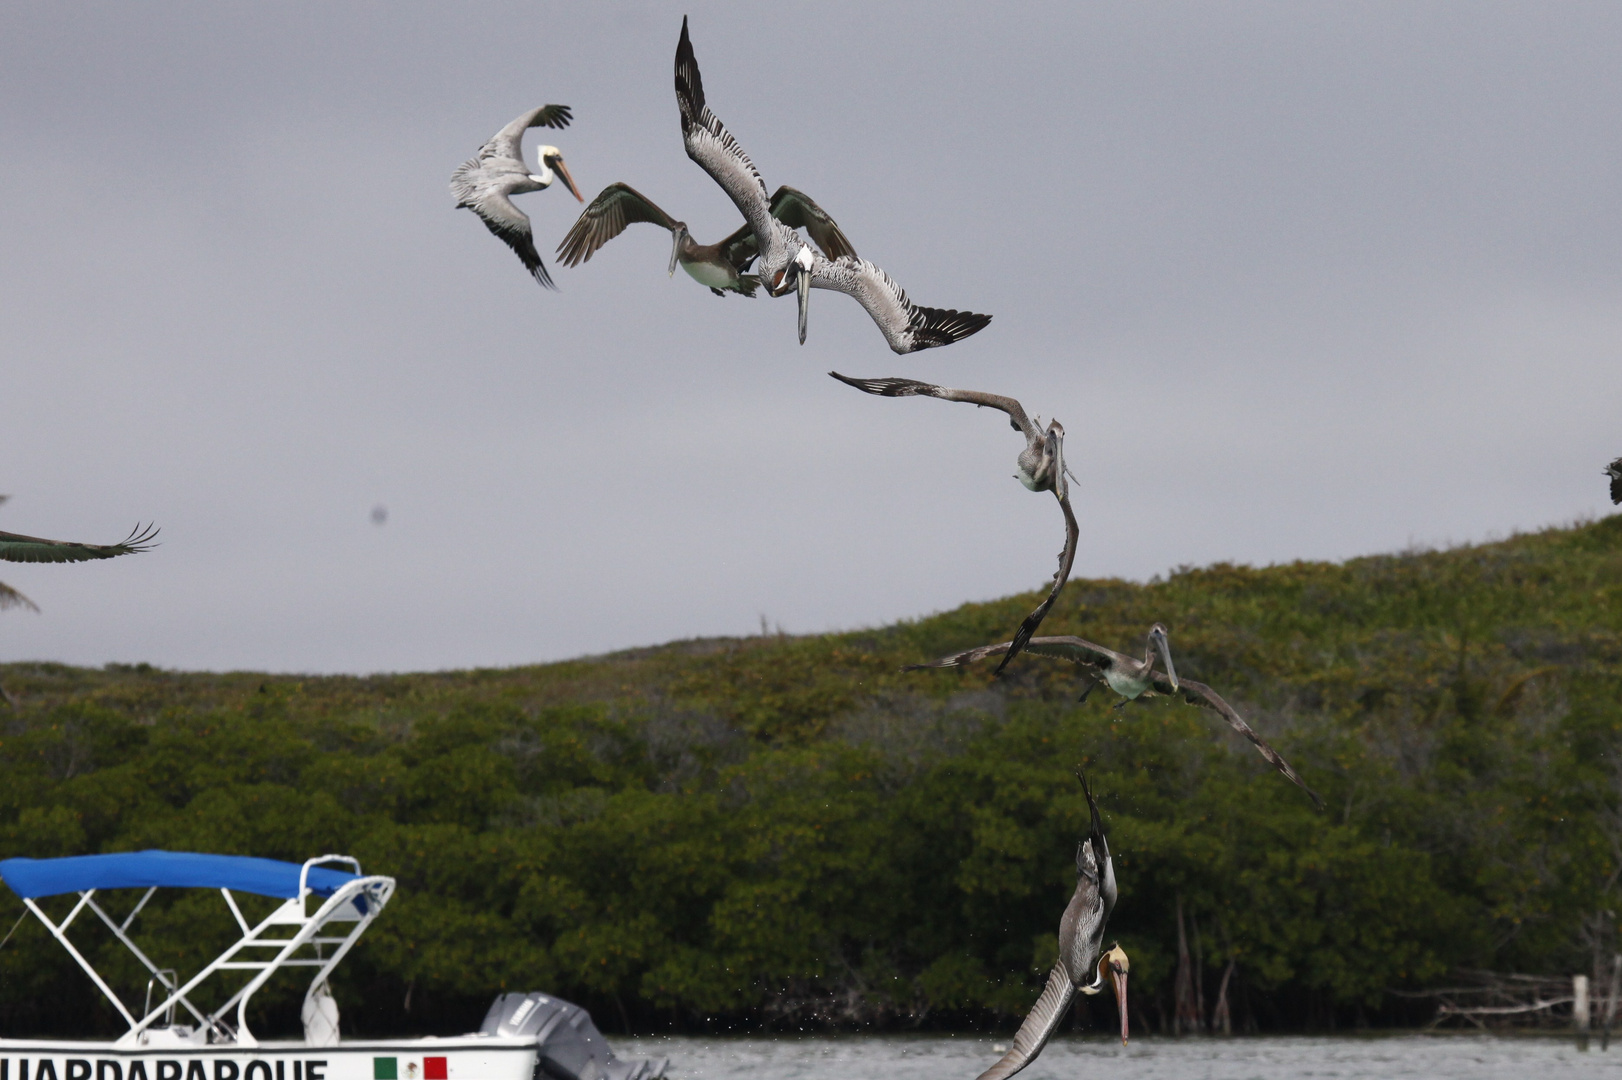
[619,1033,1622,1080]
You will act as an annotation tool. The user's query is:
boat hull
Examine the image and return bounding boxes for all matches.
[0,1038,539,1080]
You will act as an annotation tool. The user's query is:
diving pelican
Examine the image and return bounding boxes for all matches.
[675,18,989,352]
[829,373,1076,673]
[451,104,583,288]
[1607,457,1622,504]
[978,769,1128,1080]
[913,625,1326,809]
[555,182,856,297]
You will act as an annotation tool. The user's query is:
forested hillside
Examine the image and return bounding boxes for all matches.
[2,516,1620,1038]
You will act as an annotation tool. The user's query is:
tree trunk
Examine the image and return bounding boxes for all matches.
[1174,895,1201,1035]
[1604,953,1622,1050]
[1212,959,1235,1036]
[1192,912,1206,1029]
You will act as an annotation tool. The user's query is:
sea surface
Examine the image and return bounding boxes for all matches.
[619,1033,1622,1080]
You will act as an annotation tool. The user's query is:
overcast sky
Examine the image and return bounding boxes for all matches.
[2,2,1618,674]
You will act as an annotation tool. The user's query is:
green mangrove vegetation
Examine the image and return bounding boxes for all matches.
[2,516,1621,1037]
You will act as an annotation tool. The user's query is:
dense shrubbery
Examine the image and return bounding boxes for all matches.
[2,517,1621,1037]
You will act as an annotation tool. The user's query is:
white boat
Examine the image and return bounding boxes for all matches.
[0,851,667,1080]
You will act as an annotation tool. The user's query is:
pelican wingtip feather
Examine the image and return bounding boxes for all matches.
[0,521,159,564]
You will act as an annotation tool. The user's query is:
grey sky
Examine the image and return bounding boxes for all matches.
[2,2,1618,673]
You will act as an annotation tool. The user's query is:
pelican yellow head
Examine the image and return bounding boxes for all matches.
[1095,943,1129,1044]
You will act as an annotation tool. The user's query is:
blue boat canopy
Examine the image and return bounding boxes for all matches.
[0,850,360,900]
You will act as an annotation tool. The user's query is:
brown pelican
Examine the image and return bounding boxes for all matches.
[829,373,1076,673]
[978,769,1128,1080]
[912,626,1326,809]
[675,19,989,352]
[555,182,856,297]
[1607,457,1622,504]
[451,104,583,289]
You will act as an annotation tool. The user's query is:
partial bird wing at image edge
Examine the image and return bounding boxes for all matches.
[0,523,159,564]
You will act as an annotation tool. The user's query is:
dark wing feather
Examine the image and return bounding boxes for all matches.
[905,640,1018,671]
[1164,676,1325,810]
[827,373,945,398]
[768,186,857,261]
[812,257,990,354]
[525,104,573,131]
[474,196,554,289]
[994,486,1080,675]
[1608,457,1622,504]
[906,305,993,350]
[975,964,1075,1080]
[675,17,770,226]
[674,17,707,119]
[718,222,759,272]
[825,373,1029,426]
[556,183,678,267]
[0,581,39,612]
[482,105,573,163]
[0,523,159,564]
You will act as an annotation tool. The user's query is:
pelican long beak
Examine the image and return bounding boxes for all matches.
[552,156,583,202]
[1153,631,1178,691]
[668,231,682,277]
[1113,965,1130,1045]
[796,264,811,344]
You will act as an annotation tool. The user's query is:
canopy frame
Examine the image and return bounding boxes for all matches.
[15,854,394,1048]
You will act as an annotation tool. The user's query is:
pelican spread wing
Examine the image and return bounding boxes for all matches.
[975,964,1075,1080]
[809,256,991,353]
[0,523,159,564]
[1608,457,1622,504]
[464,193,554,288]
[996,487,1079,674]
[0,582,39,613]
[675,18,774,241]
[556,183,681,267]
[1159,677,1326,809]
[479,104,572,164]
[910,635,1128,672]
[826,374,1035,436]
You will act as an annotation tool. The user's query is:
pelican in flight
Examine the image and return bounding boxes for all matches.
[979,769,1127,1080]
[451,104,583,288]
[830,373,1076,673]
[913,625,1326,809]
[1607,457,1622,504]
[0,497,157,707]
[555,182,856,297]
[675,18,989,352]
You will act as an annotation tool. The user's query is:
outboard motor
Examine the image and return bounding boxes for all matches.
[480,992,669,1080]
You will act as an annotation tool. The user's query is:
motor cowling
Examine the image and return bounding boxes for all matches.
[480,992,668,1080]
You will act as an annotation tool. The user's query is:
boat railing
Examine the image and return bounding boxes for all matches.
[144,968,179,1028]
[0,851,396,1050]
